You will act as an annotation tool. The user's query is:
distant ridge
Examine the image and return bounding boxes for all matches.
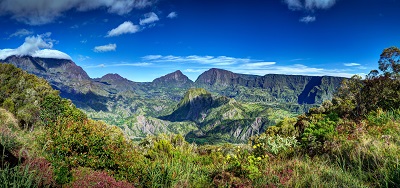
[1,56,344,111]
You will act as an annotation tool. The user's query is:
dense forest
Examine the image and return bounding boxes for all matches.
[1,47,400,187]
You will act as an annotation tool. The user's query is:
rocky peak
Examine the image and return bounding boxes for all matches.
[3,55,90,80]
[195,68,239,86]
[152,70,193,87]
[101,73,127,81]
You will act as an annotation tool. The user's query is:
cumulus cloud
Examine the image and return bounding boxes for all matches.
[167,12,177,19]
[0,33,71,60]
[344,63,361,66]
[299,16,316,23]
[0,0,154,25]
[139,12,159,25]
[106,21,139,37]
[93,44,116,52]
[8,29,33,38]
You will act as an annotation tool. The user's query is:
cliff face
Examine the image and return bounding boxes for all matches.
[195,68,344,104]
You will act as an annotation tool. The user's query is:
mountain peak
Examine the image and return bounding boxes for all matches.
[152,70,193,87]
[101,73,126,81]
[195,68,239,86]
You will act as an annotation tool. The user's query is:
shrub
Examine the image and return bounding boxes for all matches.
[70,167,134,188]
[23,157,57,187]
[251,134,298,158]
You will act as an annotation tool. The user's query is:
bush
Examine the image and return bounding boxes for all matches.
[251,134,298,157]
[70,167,134,188]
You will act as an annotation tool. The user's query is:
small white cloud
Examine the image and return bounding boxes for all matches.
[167,12,177,19]
[183,68,207,73]
[32,49,71,60]
[299,16,316,23]
[80,39,87,44]
[70,24,79,29]
[284,0,336,11]
[93,43,116,52]
[85,62,152,68]
[113,62,152,67]
[139,12,159,25]
[106,21,139,37]
[284,0,303,10]
[77,55,90,61]
[305,0,336,10]
[344,63,361,67]
[0,33,71,60]
[9,29,33,38]
[241,62,276,68]
[142,55,162,60]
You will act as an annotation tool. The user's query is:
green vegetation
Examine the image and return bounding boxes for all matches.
[0,46,399,187]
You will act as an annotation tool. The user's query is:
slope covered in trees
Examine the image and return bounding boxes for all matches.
[1,47,400,187]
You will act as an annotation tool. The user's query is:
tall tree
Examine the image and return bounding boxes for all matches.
[378,46,400,78]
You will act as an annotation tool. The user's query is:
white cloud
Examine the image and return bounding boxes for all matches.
[167,12,177,19]
[233,64,355,78]
[9,29,33,38]
[0,33,71,60]
[0,0,154,25]
[139,12,159,25]
[283,0,336,22]
[183,68,207,73]
[241,62,276,68]
[93,43,116,52]
[106,21,139,37]
[85,62,152,68]
[305,0,336,10]
[142,55,162,60]
[299,16,316,23]
[283,0,336,11]
[284,0,303,10]
[344,63,361,67]
[142,54,364,78]
[143,55,253,65]
[77,55,90,61]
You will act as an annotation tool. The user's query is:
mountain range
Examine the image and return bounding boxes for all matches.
[1,56,345,143]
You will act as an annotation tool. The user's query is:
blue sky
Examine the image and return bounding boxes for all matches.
[0,0,400,82]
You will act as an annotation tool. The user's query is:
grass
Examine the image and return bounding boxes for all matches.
[0,164,38,188]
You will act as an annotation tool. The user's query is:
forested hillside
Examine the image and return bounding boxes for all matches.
[1,47,400,187]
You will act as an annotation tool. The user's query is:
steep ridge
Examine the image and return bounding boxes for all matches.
[162,88,221,122]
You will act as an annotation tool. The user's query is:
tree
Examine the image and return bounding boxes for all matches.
[332,75,363,117]
[378,46,400,78]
